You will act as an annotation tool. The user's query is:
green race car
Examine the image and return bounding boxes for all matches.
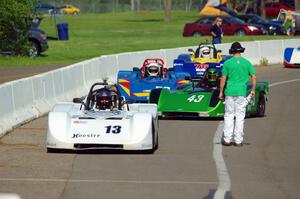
[149,78,269,118]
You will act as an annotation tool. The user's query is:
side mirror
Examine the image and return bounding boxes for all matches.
[73,98,83,103]
[188,49,194,53]
[124,99,133,104]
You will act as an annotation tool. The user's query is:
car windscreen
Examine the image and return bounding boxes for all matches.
[228,17,247,25]
[253,15,267,23]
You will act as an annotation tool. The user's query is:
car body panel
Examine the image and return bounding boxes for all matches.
[117,58,190,103]
[265,2,294,18]
[284,47,300,67]
[151,82,269,118]
[173,43,232,78]
[47,83,158,152]
[28,28,48,53]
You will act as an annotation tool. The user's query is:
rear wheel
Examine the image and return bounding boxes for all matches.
[151,122,158,153]
[256,94,266,117]
[235,29,246,36]
[47,148,61,153]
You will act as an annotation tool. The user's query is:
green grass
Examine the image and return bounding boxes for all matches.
[0,11,296,67]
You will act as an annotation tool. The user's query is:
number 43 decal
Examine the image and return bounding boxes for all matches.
[187,95,204,103]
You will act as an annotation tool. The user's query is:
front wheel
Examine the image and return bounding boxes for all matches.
[192,32,202,37]
[29,41,40,57]
[256,94,266,117]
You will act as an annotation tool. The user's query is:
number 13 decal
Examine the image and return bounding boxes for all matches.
[187,95,204,103]
[105,125,122,134]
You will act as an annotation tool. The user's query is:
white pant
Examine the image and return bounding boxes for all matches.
[223,96,247,144]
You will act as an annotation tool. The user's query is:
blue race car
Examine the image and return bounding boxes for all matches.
[173,42,232,77]
[117,58,190,103]
[284,47,300,68]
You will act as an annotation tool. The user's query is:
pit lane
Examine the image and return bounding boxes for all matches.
[0,64,300,199]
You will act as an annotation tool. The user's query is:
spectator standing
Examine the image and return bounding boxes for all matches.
[218,42,256,147]
[210,17,223,44]
[284,10,295,36]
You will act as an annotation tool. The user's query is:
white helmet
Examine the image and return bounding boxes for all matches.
[146,63,160,77]
[200,47,211,58]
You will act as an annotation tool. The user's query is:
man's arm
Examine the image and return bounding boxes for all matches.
[210,25,216,37]
[218,75,227,100]
[250,74,256,96]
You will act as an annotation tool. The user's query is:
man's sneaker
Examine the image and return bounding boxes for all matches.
[222,140,232,146]
[234,143,243,147]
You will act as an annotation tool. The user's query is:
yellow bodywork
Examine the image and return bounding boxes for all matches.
[199,6,228,16]
[61,5,80,15]
[190,51,223,64]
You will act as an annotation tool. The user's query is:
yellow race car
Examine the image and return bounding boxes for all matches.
[60,5,80,15]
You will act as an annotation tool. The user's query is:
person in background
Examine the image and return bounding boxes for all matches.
[284,10,295,36]
[218,42,256,147]
[210,17,223,44]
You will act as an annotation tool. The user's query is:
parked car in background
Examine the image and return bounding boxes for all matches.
[60,5,80,15]
[265,2,294,18]
[29,18,48,56]
[28,27,48,57]
[0,18,48,57]
[183,15,267,37]
[237,14,286,35]
[33,3,55,13]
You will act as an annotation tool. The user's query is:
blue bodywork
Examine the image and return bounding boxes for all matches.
[283,47,300,67]
[284,47,294,62]
[117,69,189,103]
[173,54,232,77]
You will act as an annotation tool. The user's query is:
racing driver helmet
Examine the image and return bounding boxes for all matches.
[145,63,161,77]
[95,89,113,110]
[205,68,219,87]
[200,47,211,58]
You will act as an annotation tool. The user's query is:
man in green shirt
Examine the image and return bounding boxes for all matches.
[218,42,256,146]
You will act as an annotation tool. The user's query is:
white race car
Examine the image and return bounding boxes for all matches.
[284,47,300,68]
[47,82,158,153]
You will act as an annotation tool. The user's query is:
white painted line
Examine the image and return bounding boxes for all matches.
[0,193,21,199]
[270,79,300,87]
[213,122,230,199]
[213,78,300,199]
[0,178,218,185]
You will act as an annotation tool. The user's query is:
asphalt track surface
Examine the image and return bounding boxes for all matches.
[0,65,300,199]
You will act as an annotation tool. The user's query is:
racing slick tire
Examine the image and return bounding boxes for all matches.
[47,148,63,153]
[153,122,158,151]
[256,94,266,117]
[149,88,162,104]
